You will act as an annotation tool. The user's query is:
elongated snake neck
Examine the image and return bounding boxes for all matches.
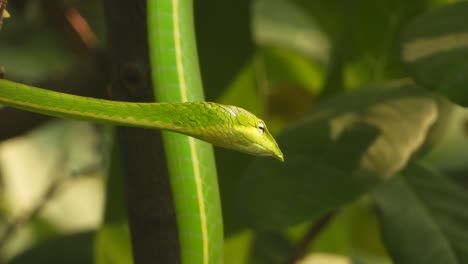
[0,79,242,137]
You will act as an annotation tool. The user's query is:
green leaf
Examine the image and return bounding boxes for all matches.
[401,2,468,106]
[373,163,468,264]
[233,81,438,230]
[9,232,94,264]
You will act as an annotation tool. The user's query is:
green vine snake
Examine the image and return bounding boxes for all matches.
[0,0,282,263]
[0,79,283,160]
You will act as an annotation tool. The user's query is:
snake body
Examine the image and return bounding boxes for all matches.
[0,79,282,160]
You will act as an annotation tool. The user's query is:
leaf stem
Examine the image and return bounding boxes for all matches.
[286,210,338,264]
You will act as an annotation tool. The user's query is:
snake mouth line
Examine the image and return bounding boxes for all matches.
[253,143,284,162]
[274,151,285,162]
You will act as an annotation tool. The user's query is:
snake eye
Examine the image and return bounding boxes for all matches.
[258,122,265,134]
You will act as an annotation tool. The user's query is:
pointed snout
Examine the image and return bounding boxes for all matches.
[275,152,284,162]
[271,147,284,162]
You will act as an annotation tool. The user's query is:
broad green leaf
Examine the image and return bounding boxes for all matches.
[373,163,468,264]
[401,2,468,106]
[233,81,438,230]
[9,232,94,264]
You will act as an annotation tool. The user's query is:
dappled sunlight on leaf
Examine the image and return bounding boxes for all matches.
[401,2,468,106]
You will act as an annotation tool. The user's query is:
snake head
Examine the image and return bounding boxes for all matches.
[226,106,284,162]
[183,103,283,161]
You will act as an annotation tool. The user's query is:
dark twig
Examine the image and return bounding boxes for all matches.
[286,210,338,264]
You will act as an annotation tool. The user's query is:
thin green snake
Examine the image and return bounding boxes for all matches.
[0,79,282,160]
[0,1,283,263]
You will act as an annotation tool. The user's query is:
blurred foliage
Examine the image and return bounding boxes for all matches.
[373,163,468,263]
[231,82,438,231]
[1,0,468,264]
[8,232,94,264]
[401,2,468,106]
